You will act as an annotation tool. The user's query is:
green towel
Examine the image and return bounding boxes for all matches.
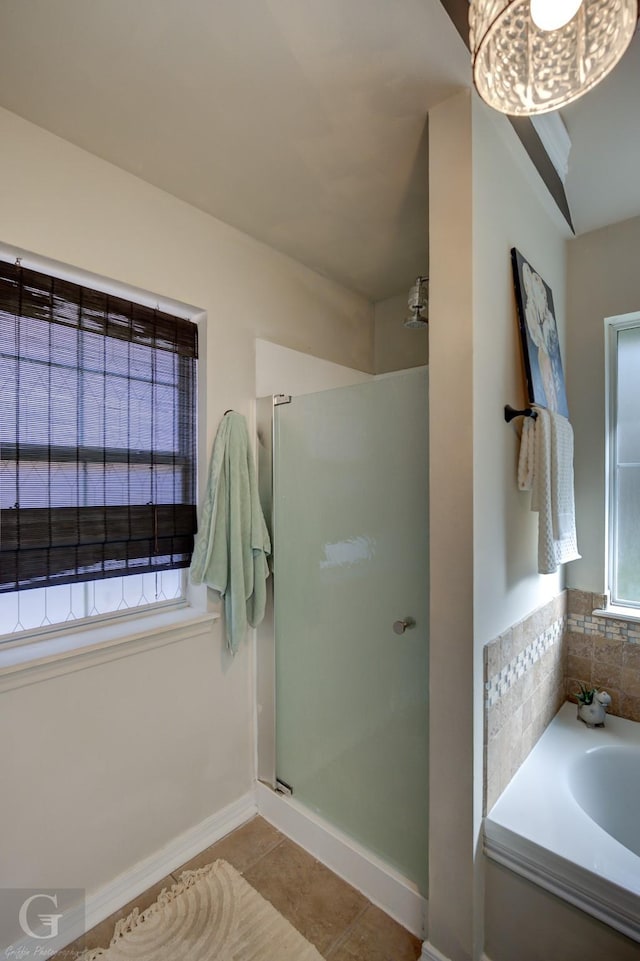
[190,411,271,654]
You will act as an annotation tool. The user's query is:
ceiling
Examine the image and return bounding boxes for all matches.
[561,28,640,236]
[0,1,638,302]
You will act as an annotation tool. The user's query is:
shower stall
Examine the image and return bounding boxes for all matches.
[257,366,429,898]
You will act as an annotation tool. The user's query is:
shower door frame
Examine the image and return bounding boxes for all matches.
[253,377,428,938]
[255,392,284,789]
[255,375,430,801]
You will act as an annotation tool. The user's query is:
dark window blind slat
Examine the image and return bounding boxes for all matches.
[0,260,198,594]
[0,262,198,358]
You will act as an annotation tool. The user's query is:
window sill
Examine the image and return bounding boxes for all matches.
[0,607,219,694]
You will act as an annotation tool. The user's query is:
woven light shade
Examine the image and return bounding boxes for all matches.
[470,0,638,116]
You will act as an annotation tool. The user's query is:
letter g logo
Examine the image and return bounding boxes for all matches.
[18,893,63,940]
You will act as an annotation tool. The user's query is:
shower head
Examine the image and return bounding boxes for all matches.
[405,276,428,329]
[404,309,428,329]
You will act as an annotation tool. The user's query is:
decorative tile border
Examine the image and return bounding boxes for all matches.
[485,616,565,709]
[565,588,640,723]
[567,612,640,643]
[484,592,567,813]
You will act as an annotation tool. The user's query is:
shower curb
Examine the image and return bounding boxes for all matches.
[255,780,427,939]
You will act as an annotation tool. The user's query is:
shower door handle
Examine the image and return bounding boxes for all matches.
[393,617,415,635]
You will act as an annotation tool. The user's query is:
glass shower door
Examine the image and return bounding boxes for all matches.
[273,367,429,892]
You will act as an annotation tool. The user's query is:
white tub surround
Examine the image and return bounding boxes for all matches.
[484,702,640,942]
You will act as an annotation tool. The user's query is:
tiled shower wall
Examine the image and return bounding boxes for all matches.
[484,592,566,813]
[565,588,640,723]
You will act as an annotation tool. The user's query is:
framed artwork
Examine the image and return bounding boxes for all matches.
[511,247,569,418]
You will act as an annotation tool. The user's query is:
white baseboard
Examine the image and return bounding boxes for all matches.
[3,791,257,956]
[6,787,432,955]
[256,780,427,939]
[421,942,493,961]
[421,943,451,961]
[85,790,257,930]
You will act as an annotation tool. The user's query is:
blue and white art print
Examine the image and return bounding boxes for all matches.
[511,248,569,419]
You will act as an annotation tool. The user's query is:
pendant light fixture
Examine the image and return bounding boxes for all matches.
[470,0,638,116]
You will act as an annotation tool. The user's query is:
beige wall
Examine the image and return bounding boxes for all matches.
[471,99,571,958]
[427,89,475,961]
[374,291,429,374]
[426,90,574,961]
[256,338,371,398]
[471,97,574,961]
[471,97,570,649]
[0,105,373,910]
[567,214,640,593]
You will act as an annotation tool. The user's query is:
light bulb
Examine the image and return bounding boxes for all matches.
[530,0,583,31]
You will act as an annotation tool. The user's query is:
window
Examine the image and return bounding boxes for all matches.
[0,259,198,640]
[607,312,640,609]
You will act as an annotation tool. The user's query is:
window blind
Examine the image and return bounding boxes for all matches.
[0,260,198,593]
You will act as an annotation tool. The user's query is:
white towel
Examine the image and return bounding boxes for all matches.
[520,407,580,574]
[517,416,535,491]
[549,413,575,539]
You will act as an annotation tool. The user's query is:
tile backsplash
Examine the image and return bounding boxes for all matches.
[484,588,640,815]
[484,592,566,813]
[565,588,640,723]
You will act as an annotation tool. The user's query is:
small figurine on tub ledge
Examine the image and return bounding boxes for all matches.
[575,684,612,727]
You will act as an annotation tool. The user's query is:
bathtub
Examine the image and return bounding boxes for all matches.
[484,701,640,942]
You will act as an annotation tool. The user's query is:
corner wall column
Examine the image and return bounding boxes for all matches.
[425,90,475,961]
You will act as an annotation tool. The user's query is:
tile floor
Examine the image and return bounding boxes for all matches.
[55,816,423,960]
